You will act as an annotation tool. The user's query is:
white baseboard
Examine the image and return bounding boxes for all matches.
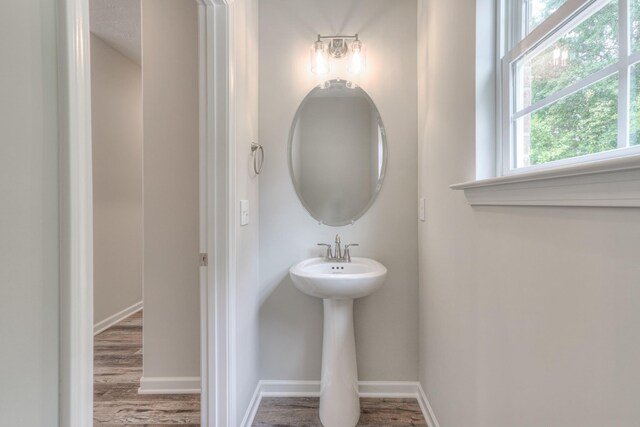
[240,380,440,427]
[239,380,263,427]
[417,382,441,427]
[138,376,201,395]
[260,380,321,397]
[93,301,143,335]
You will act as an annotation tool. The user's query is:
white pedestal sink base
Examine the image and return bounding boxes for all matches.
[289,257,387,427]
[320,299,360,427]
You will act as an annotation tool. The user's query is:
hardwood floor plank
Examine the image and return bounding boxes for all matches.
[96,425,200,427]
[252,397,428,427]
[94,310,200,425]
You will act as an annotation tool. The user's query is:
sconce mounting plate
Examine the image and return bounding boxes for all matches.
[318,34,359,59]
[328,38,348,58]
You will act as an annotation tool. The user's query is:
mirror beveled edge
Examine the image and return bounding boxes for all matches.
[287,79,388,226]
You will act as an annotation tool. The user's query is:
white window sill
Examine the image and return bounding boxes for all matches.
[450,156,640,207]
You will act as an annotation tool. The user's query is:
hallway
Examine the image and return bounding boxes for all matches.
[93,311,200,426]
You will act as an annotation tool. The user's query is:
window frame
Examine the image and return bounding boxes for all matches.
[451,0,640,207]
[499,0,640,176]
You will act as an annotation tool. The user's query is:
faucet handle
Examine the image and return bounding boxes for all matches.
[343,243,359,262]
[317,243,333,260]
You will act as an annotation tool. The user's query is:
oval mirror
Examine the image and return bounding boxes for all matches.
[288,80,387,226]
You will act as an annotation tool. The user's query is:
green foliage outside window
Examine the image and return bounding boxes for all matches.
[525,0,624,165]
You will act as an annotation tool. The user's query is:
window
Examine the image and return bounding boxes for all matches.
[501,0,640,174]
[452,0,640,206]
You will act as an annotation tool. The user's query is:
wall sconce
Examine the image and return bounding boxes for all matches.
[310,34,367,76]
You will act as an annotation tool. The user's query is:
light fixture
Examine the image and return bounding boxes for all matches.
[310,38,330,75]
[348,38,366,74]
[310,34,366,76]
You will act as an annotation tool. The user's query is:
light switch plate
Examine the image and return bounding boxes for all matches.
[419,197,426,222]
[240,200,249,226]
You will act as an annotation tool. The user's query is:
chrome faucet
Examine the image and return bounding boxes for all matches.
[317,234,359,262]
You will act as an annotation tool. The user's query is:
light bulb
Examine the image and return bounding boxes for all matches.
[311,40,329,75]
[348,40,366,75]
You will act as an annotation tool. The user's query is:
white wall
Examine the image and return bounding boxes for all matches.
[259,0,418,382]
[91,34,143,325]
[418,1,640,426]
[141,0,200,381]
[232,0,261,421]
[0,0,59,424]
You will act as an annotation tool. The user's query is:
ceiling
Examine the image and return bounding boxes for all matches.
[90,0,141,65]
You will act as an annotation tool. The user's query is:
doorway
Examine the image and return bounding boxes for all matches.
[90,0,201,423]
[57,0,233,425]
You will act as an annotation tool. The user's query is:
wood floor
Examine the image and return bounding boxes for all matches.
[253,397,428,426]
[94,311,200,426]
[94,312,426,426]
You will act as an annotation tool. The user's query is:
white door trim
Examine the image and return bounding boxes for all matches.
[57,0,235,426]
[201,1,236,426]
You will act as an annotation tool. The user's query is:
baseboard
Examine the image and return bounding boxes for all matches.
[417,382,441,427]
[359,381,428,398]
[260,380,321,397]
[93,301,143,335]
[241,380,441,427]
[239,380,263,427]
[138,376,201,395]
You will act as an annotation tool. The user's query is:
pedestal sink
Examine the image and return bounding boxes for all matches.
[289,257,387,427]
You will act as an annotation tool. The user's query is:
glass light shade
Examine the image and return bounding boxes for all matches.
[348,40,366,74]
[311,40,330,75]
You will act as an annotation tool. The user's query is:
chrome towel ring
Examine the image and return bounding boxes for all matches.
[251,142,264,175]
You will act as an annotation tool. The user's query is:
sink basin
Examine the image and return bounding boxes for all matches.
[289,257,387,300]
[289,257,387,427]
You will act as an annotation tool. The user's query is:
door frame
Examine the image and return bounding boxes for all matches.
[56,0,236,425]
